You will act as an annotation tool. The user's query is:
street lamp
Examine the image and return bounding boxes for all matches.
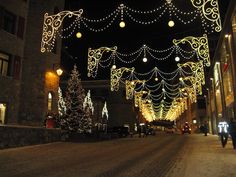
[53,64,63,76]
[56,68,63,76]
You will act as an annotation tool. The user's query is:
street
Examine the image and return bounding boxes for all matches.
[1,133,236,177]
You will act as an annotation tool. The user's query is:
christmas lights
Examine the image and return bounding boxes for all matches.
[111,67,134,91]
[87,46,117,78]
[102,101,108,120]
[173,34,210,66]
[41,1,221,52]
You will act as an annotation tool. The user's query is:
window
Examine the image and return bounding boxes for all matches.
[47,92,53,111]
[0,103,6,124]
[0,52,10,76]
[3,10,16,34]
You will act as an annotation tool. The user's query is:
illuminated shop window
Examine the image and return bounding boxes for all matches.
[0,103,6,124]
[221,38,234,107]
[48,92,53,111]
[0,52,10,76]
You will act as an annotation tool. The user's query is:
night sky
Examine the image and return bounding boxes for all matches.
[61,0,230,81]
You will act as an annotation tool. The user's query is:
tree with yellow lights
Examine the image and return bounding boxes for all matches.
[60,65,85,133]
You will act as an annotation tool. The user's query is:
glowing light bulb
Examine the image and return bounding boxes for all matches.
[155,77,158,81]
[112,65,116,69]
[168,20,175,27]
[119,21,125,28]
[175,56,180,62]
[143,57,147,62]
[131,81,135,85]
[76,32,82,38]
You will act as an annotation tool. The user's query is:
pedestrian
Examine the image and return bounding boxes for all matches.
[218,121,229,148]
[228,118,236,149]
[203,121,208,136]
[137,125,142,138]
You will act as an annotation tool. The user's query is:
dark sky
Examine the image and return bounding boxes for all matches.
[61,0,230,80]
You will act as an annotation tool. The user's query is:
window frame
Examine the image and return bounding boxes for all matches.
[0,51,10,77]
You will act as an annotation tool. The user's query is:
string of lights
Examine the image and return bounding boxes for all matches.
[41,0,221,52]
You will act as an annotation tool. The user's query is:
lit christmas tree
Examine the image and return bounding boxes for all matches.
[61,65,85,133]
[58,87,66,116]
[81,90,94,133]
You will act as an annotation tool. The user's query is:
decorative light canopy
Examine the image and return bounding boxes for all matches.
[41,1,221,52]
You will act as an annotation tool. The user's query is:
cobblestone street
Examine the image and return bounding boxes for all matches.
[1,133,236,177]
[0,133,184,177]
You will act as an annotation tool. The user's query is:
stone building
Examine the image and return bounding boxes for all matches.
[206,0,236,134]
[0,0,64,126]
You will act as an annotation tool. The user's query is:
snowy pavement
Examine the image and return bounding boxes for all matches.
[167,134,236,177]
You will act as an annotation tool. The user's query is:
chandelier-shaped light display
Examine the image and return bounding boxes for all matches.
[41,10,83,52]
[191,0,222,32]
[41,1,221,52]
[111,67,135,91]
[173,34,210,66]
[87,46,117,77]
[126,80,144,100]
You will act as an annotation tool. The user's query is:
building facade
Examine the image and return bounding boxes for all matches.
[0,0,64,126]
[81,80,138,132]
[206,0,236,134]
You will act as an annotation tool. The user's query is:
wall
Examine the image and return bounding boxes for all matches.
[0,125,61,149]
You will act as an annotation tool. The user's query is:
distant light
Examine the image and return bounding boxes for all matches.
[143,57,147,62]
[155,77,158,81]
[175,56,180,62]
[119,21,125,28]
[168,20,175,27]
[112,65,116,69]
[76,32,82,38]
[179,77,183,81]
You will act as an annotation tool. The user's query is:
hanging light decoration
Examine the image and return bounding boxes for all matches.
[76,32,82,38]
[168,20,175,27]
[41,1,222,52]
[175,56,180,62]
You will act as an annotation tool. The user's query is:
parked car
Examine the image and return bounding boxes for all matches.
[164,126,175,133]
[182,122,191,134]
[111,126,130,137]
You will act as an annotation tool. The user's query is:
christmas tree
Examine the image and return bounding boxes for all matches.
[61,65,85,133]
[82,90,94,133]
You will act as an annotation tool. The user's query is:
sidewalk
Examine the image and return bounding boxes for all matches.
[167,134,236,177]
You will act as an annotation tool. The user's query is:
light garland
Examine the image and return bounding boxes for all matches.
[110,67,134,91]
[87,46,117,78]
[41,1,221,52]
[125,80,144,100]
[173,34,210,66]
[191,0,222,32]
[41,10,83,52]
[87,44,200,78]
